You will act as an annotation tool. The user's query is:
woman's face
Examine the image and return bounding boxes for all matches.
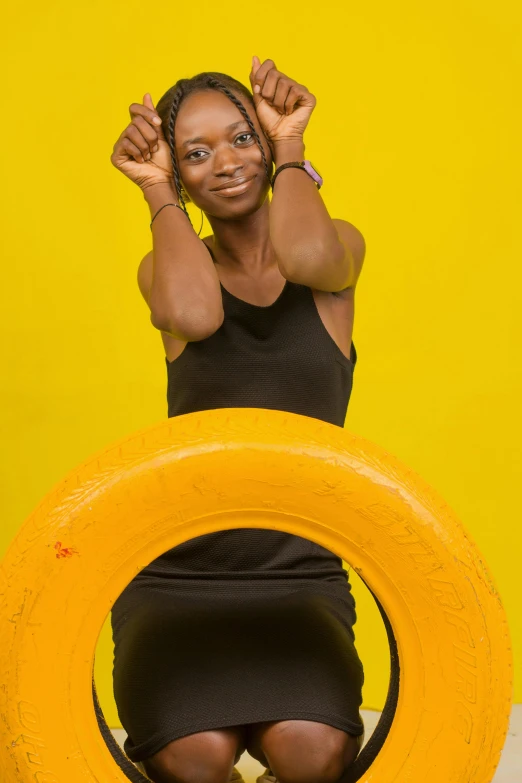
[174,89,273,216]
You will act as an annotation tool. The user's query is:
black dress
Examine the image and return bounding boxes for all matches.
[111,248,365,763]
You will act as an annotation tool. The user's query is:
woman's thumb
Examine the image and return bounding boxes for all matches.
[144,93,166,141]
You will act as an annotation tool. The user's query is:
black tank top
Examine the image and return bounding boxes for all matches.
[140,245,357,581]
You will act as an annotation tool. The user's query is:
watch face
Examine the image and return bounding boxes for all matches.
[303,160,323,187]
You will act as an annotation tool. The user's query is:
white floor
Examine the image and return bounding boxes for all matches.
[111,705,522,782]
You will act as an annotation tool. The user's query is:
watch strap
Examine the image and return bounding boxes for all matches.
[271,161,322,190]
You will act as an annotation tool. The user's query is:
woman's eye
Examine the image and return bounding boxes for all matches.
[186,133,253,160]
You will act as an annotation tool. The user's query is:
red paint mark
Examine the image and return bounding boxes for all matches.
[54,541,79,559]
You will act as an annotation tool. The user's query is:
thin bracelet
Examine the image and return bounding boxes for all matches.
[150,202,187,229]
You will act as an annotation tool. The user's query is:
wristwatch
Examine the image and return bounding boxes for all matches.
[271,160,323,190]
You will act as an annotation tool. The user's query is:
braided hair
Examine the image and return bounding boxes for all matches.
[155,72,274,230]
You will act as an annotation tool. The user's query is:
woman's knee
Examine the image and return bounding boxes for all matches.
[251,719,359,783]
[141,726,247,783]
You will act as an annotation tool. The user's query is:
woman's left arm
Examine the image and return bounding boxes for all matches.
[250,57,366,291]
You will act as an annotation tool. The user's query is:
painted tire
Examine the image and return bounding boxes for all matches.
[0,408,513,783]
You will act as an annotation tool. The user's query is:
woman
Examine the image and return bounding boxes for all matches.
[109,56,367,783]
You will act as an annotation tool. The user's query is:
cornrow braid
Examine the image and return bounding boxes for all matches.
[155,71,275,232]
[166,86,191,223]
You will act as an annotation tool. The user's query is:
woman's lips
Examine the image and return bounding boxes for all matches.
[211,175,256,197]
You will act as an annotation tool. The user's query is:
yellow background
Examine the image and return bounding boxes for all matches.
[2,0,520,728]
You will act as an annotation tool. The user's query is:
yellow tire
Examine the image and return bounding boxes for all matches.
[0,408,513,783]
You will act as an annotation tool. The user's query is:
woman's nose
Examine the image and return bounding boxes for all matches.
[213,148,244,174]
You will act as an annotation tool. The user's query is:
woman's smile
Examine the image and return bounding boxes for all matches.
[211,174,256,197]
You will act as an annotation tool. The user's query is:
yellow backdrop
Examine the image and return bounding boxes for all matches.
[2,0,520,728]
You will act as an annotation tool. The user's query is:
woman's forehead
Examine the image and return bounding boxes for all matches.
[176,90,254,140]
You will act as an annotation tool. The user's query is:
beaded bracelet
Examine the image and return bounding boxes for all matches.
[149,202,188,230]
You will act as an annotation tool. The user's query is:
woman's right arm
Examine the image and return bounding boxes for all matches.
[143,182,224,340]
[111,93,223,341]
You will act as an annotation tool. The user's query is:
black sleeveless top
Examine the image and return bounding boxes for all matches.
[140,246,357,582]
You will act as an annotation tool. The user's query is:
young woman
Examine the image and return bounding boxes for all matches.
[110,56,367,783]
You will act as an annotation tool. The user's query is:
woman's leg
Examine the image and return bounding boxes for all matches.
[138,726,248,783]
[246,719,363,783]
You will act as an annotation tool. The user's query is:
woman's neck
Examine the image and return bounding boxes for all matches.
[205,200,276,275]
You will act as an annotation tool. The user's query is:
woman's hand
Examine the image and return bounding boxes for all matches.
[248,57,316,145]
[110,94,174,192]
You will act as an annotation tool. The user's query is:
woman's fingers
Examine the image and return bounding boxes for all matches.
[111,94,173,189]
[119,137,148,164]
[126,122,154,162]
[132,114,160,153]
[251,60,294,114]
[284,85,304,115]
[129,94,166,142]
[274,78,293,114]
[251,58,276,93]
[128,100,161,126]
[143,93,166,140]
[143,92,157,114]
[125,99,165,161]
